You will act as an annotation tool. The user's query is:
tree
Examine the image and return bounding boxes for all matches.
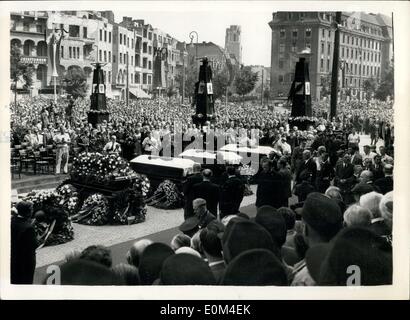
[63,67,88,99]
[362,77,377,100]
[375,64,394,101]
[212,68,230,99]
[10,44,34,104]
[234,66,259,99]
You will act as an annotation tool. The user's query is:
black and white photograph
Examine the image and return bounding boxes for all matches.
[1,1,409,301]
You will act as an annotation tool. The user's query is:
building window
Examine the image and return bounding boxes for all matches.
[77,47,80,59]
[327,58,330,71]
[148,32,152,40]
[288,13,292,20]
[280,29,286,39]
[36,24,43,33]
[351,49,353,59]
[120,53,122,64]
[305,28,311,38]
[99,50,102,62]
[291,45,297,52]
[69,47,72,58]
[278,75,284,84]
[61,46,64,58]
[136,54,140,67]
[120,34,122,45]
[292,29,298,38]
[131,56,134,66]
[127,37,130,48]
[143,57,147,68]
[69,25,80,37]
[321,42,324,54]
[100,29,102,41]
[320,58,324,69]
[135,73,140,84]
[143,29,147,38]
[148,46,152,55]
[148,61,152,70]
[108,71,111,83]
[341,47,344,58]
[279,44,285,53]
[23,22,30,32]
[328,30,331,38]
[109,32,111,43]
[109,51,111,63]
[148,75,151,84]
[279,60,284,69]
[104,51,107,62]
[132,39,134,48]
[104,30,107,42]
[113,55,116,63]
[143,43,147,53]
[322,28,325,38]
[328,43,331,55]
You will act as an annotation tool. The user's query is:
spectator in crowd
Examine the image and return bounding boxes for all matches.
[254,159,286,209]
[11,201,37,284]
[347,127,360,149]
[361,145,377,164]
[199,228,225,282]
[278,157,292,207]
[293,171,316,203]
[192,198,216,229]
[182,163,203,220]
[379,191,393,239]
[126,239,153,269]
[315,227,392,286]
[343,204,372,227]
[103,135,122,154]
[291,193,343,286]
[375,164,393,195]
[138,243,174,285]
[79,245,112,268]
[112,263,140,285]
[221,249,288,286]
[192,169,220,216]
[295,150,317,185]
[170,234,191,251]
[359,192,390,237]
[219,166,245,219]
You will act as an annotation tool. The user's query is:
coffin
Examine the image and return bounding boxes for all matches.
[178,149,242,165]
[130,155,197,189]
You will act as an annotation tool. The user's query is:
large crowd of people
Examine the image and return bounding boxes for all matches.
[10,95,394,286]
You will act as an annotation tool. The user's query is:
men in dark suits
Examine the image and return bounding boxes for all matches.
[291,139,306,174]
[278,157,292,207]
[192,169,220,216]
[334,153,355,195]
[183,163,203,219]
[371,155,385,181]
[253,159,286,209]
[219,166,245,219]
[349,146,363,166]
[375,164,393,195]
[11,201,38,284]
[295,150,317,186]
[315,152,335,193]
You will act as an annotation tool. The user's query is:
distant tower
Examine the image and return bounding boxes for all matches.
[225,25,242,64]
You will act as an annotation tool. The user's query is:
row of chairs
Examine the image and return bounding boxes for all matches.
[10,144,83,179]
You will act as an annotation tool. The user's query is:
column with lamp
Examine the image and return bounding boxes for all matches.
[51,27,67,103]
[154,47,168,111]
[330,12,342,119]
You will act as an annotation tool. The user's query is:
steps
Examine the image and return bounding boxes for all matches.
[12,174,69,194]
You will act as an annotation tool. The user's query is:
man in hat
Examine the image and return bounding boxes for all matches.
[191,169,220,216]
[11,201,37,284]
[192,198,216,229]
[291,193,343,286]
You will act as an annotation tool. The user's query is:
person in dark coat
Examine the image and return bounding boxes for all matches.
[294,171,316,203]
[334,153,355,193]
[192,169,220,216]
[315,152,335,193]
[182,164,203,220]
[219,166,245,219]
[371,155,385,181]
[374,164,393,195]
[278,157,292,207]
[253,159,286,209]
[295,150,317,186]
[11,201,38,284]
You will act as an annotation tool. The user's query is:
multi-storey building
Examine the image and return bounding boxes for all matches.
[269,11,393,101]
[225,25,242,64]
[10,11,49,95]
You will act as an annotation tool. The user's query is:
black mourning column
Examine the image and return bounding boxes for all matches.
[88,63,110,127]
[192,57,215,127]
[288,57,312,118]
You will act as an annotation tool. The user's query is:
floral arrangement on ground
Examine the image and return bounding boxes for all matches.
[146,180,183,209]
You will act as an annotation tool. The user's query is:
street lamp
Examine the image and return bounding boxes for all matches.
[189,31,199,64]
[52,27,67,103]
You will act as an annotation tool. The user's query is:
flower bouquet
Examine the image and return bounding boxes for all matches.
[72,193,109,226]
[23,190,74,247]
[239,164,256,196]
[147,180,183,209]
